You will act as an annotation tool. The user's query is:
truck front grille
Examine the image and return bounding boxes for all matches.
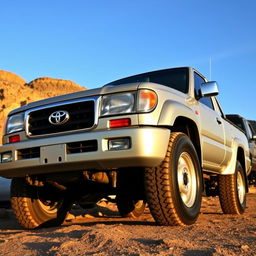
[27,98,96,136]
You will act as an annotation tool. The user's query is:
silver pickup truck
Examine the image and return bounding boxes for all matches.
[0,67,250,229]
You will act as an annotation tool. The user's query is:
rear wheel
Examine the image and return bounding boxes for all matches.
[218,161,246,214]
[145,132,202,226]
[11,178,72,229]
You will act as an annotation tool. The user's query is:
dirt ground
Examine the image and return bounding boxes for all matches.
[0,188,255,256]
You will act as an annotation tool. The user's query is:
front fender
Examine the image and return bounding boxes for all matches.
[158,100,198,126]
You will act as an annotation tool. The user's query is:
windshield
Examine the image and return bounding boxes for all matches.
[105,68,189,93]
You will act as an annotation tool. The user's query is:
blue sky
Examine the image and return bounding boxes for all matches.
[1,0,256,119]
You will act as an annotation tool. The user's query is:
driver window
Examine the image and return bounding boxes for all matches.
[194,72,214,110]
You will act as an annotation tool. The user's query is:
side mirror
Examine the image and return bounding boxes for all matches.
[252,135,256,141]
[200,81,219,98]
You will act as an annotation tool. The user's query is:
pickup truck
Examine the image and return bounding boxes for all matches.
[0,67,251,229]
[226,114,256,185]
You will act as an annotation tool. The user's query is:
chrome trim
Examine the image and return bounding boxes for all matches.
[48,110,70,125]
[25,96,100,138]
[200,81,219,98]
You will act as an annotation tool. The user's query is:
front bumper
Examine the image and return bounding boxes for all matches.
[0,127,170,178]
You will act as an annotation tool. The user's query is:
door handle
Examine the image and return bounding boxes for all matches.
[216,117,222,125]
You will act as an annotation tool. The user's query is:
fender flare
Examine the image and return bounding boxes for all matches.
[158,100,198,127]
[222,138,249,176]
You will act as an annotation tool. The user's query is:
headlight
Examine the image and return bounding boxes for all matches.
[101,92,136,116]
[6,113,25,134]
[100,90,157,117]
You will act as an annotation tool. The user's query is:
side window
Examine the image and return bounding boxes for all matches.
[248,123,254,138]
[194,72,214,110]
[214,98,225,118]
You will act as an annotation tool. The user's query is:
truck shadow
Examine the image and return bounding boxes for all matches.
[0,202,228,231]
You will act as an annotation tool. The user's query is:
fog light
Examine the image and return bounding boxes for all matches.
[1,151,13,163]
[108,138,131,151]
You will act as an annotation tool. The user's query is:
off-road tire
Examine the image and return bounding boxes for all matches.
[11,178,72,229]
[218,161,246,214]
[145,132,202,226]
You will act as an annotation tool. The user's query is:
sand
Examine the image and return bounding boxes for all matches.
[0,189,255,256]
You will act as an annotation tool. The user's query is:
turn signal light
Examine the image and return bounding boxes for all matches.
[138,89,157,112]
[9,135,20,143]
[109,118,131,128]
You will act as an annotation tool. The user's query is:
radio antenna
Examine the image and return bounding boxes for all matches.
[209,57,212,81]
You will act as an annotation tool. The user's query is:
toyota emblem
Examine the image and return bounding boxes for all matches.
[48,110,70,125]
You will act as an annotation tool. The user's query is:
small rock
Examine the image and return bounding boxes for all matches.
[65,213,76,221]
[241,245,249,250]
[210,219,222,224]
[83,214,94,218]
[95,223,105,227]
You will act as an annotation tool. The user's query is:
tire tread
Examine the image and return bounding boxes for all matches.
[145,132,190,226]
[218,161,245,215]
[11,178,39,229]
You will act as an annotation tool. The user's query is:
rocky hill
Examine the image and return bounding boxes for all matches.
[0,70,85,141]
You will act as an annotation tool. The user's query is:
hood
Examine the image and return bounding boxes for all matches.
[9,82,140,115]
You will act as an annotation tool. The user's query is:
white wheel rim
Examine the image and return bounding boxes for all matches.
[35,189,59,214]
[37,200,58,214]
[177,152,197,208]
[134,200,145,209]
[237,171,245,205]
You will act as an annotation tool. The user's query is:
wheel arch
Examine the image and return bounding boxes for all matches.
[237,147,249,192]
[158,100,201,164]
[171,116,202,166]
[158,100,198,127]
[171,117,203,192]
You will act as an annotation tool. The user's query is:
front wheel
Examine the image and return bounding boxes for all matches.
[218,161,246,214]
[145,132,202,226]
[11,178,72,229]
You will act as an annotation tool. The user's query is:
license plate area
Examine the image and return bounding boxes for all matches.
[40,144,66,164]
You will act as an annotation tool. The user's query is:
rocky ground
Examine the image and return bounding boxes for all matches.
[0,188,255,256]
